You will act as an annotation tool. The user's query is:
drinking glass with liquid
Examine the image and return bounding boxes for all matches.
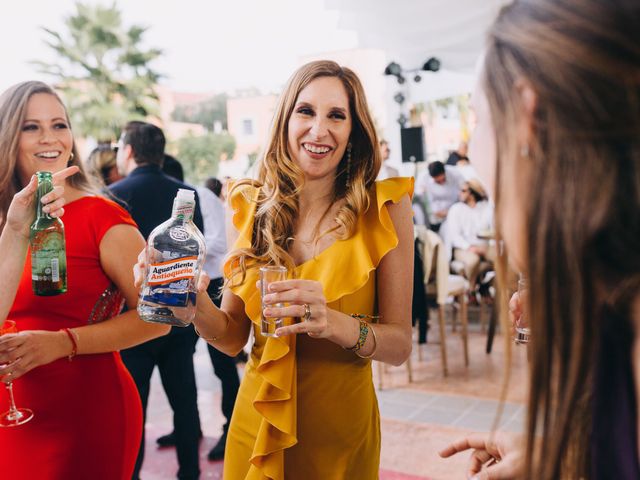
[259,266,287,337]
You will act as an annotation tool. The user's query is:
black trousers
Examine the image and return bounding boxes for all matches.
[412,238,429,343]
[122,327,201,480]
[205,277,240,432]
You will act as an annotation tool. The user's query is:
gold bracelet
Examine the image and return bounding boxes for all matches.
[355,323,378,359]
[193,314,230,342]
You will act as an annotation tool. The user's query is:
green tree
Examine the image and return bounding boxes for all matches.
[175,133,236,184]
[32,2,162,143]
[171,93,229,131]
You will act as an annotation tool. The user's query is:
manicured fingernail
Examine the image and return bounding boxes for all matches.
[263,308,272,316]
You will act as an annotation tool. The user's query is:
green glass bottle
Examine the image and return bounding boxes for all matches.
[30,171,67,296]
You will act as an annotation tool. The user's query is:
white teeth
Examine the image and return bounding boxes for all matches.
[304,144,330,154]
[36,152,60,158]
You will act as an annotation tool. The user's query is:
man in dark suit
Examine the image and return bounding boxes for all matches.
[110,121,203,480]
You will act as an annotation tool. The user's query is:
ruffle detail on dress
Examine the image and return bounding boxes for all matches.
[303,177,414,306]
[221,178,413,480]
[228,183,260,250]
[224,184,297,480]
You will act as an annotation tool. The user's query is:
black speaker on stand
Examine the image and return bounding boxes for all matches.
[401,126,425,180]
[401,126,425,163]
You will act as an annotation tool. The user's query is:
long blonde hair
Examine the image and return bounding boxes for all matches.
[0,81,95,229]
[227,60,381,284]
[485,0,640,477]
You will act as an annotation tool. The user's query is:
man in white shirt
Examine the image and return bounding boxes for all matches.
[446,178,495,296]
[376,139,400,180]
[416,160,465,231]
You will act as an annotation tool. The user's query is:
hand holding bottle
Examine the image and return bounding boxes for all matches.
[5,166,79,238]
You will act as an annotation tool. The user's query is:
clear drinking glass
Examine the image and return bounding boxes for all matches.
[514,278,530,345]
[259,266,288,337]
[0,320,34,427]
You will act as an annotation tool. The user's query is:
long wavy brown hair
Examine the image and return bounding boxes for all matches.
[226,60,381,285]
[0,81,95,229]
[485,0,640,478]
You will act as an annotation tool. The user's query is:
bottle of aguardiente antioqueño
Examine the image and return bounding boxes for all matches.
[138,189,206,326]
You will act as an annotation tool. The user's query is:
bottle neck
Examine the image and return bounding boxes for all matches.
[171,199,194,222]
[35,175,53,220]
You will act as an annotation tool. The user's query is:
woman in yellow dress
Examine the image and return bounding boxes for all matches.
[142,60,414,479]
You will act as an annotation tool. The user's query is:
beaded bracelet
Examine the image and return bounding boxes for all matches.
[350,314,382,321]
[60,328,78,361]
[355,324,378,359]
[345,319,369,353]
[345,313,382,356]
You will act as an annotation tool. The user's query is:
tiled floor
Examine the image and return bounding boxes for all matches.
[142,308,529,479]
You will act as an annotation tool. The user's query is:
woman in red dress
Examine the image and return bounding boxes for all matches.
[0,81,170,479]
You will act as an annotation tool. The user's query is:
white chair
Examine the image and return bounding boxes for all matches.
[415,226,469,376]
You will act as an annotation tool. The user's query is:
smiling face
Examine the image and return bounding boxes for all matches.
[287,76,352,181]
[17,93,73,186]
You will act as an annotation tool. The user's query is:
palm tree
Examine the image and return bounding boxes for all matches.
[32,2,163,143]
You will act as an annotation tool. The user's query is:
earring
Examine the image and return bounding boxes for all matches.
[519,145,530,157]
[345,143,352,188]
[68,152,75,164]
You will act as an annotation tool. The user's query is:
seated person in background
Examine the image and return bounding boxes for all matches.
[445,140,469,166]
[446,179,495,302]
[455,156,481,182]
[376,139,400,180]
[416,160,464,232]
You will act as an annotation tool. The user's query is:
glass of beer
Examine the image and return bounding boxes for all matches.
[259,266,288,337]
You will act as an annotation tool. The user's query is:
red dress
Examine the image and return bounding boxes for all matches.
[0,196,143,480]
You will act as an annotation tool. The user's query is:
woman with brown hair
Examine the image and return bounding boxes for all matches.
[140,60,414,478]
[440,0,640,478]
[0,81,169,479]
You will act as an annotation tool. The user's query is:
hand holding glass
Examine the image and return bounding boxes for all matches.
[0,320,34,427]
[259,266,287,337]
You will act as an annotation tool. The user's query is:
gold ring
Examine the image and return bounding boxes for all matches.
[303,303,311,321]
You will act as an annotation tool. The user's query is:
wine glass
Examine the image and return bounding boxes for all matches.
[0,320,34,427]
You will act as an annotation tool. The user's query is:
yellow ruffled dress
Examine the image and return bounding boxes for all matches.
[222,177,414,480]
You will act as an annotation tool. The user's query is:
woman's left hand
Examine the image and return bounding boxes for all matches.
[0,330,70,382]
[261,279,330,338]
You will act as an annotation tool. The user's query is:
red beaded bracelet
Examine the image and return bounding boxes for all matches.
[61,328,78,361]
